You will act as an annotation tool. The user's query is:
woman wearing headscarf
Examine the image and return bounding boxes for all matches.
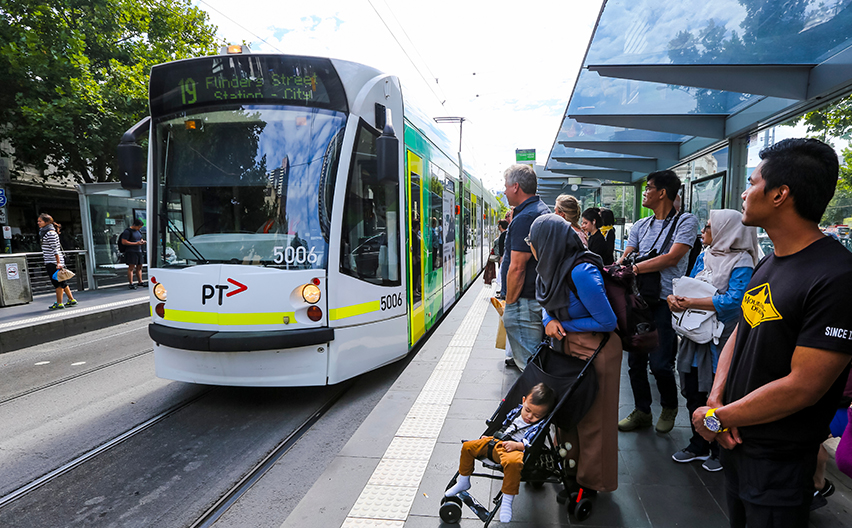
[528,213,622,494]
[668,209,759,472]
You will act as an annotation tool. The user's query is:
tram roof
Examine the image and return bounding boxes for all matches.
[544,0,852,200]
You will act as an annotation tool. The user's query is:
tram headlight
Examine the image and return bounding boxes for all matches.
[301,284,321,304]
[153,283,167,301]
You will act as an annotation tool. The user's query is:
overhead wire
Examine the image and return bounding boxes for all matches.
[195,0,284,53]
[365,0,450,110]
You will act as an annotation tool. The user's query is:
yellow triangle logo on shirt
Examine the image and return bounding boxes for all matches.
[741,283,783,328]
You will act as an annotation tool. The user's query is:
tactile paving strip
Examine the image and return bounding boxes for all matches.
[342,285,492,525]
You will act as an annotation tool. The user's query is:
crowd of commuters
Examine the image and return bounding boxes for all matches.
[470,137,852,527]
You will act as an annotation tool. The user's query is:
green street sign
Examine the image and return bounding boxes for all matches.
[515,149,536,162]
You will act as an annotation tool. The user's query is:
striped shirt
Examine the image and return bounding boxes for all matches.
[41,229,65,265]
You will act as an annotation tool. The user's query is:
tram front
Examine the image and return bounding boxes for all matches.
[119,51,396,386]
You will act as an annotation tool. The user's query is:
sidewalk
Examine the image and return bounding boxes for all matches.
[0,285,149,353]
[282,281,852,527]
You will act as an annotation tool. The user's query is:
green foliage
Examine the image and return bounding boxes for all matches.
[0,0,219,183]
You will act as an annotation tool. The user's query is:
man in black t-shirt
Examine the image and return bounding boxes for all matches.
[120,218,146,290]
[502,164,549,371]
[693,139,852,528]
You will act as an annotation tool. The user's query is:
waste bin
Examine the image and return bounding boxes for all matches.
[0,255,33,306]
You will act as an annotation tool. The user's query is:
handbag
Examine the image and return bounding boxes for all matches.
[56,268,75,282]
[671,276,723,344]
[562,331,606,361]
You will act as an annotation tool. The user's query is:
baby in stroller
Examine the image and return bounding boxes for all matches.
[445,383,556,522]
[440,338,604,526]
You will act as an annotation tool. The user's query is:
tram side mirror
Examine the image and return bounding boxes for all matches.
[117,116,150,190]
[117,142,146,190]
[376,123,398,183]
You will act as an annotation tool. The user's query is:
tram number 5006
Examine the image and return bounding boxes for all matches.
[273,246,318,265]
[380,293,404,311]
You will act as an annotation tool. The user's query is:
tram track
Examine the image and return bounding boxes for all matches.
[190,380,354,528]
[0,388,214,510]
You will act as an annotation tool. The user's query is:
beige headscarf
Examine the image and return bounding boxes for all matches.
[700,209,760,293]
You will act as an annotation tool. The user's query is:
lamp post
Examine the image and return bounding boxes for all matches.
[433,117,466,182]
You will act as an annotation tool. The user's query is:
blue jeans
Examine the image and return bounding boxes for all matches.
[503,297,543,371]
[627,301,679,413]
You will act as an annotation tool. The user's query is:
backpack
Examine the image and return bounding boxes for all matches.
[117,228,131,253]
[569,255,659,355]
[686,234,703,276]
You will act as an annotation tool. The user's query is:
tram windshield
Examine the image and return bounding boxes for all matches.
[154,106,346,269]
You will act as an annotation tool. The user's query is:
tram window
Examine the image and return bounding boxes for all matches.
[428,165,444,271]
[340,122,400,286]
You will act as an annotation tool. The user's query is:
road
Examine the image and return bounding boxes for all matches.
[0,319,410,527]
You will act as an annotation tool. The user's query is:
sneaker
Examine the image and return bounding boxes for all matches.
[672,447,709,463]
[810,492,828,511]
[129,284,137,290]
[817,478,835,498]
[656,407,678,433]
[618,409,653,431]
[505,357,516,368]
[138,281,148,287]
[48,302,65,310]
[64,299,78,307]
[701,455,723,472]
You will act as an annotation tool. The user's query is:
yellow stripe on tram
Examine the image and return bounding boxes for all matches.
[163,309,296,325]
[328,300,381,321]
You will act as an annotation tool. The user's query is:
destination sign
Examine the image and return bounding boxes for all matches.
[149,55,348,117]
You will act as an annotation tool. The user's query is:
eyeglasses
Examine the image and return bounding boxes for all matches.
[704,223,711,231]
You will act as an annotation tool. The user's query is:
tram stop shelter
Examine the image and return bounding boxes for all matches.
[544,0,852,226]
[77,182,148,289]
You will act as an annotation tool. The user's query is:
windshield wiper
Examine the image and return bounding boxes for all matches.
[159,213,207,264]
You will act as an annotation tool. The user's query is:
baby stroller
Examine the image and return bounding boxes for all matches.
[439,334,609,525]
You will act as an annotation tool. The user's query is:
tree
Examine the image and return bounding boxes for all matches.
[0,0,219,184]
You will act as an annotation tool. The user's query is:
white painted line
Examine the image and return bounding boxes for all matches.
[34,361,50,366]
[71,362,86,366]
[0,296,148,331]
[342,285,491,525]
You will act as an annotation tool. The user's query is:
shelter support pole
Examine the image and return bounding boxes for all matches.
[726,136,749,211]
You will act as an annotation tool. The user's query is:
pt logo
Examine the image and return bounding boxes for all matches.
[202,278,248,305]
[741,283,782,328]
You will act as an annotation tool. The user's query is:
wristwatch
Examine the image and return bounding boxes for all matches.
[704,408,727,433]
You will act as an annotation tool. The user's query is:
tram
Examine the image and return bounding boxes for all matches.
[117,47,499,386]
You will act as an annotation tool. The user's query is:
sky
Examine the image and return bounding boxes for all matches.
[191,0,605,193]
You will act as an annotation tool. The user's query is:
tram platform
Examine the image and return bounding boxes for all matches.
[0,285,149,354]
[282,280,852,528]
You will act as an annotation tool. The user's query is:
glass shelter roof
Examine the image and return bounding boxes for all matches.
[547,0,852,184]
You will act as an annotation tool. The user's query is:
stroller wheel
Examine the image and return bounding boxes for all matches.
[567,492,579,515]
[439,496,463,524]
[575,498,593,522]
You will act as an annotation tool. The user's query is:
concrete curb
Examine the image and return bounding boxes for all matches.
[0,301,149,354]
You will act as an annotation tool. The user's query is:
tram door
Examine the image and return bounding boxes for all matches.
[407,150,426,344]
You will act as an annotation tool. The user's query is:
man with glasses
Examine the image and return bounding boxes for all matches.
[502,164,549,371]
[617,170,699,433]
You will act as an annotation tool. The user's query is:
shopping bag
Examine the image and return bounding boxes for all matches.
[56,268,75,282]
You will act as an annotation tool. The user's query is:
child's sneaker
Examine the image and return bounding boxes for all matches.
[64,299,78,307]
[48,302,65,310]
